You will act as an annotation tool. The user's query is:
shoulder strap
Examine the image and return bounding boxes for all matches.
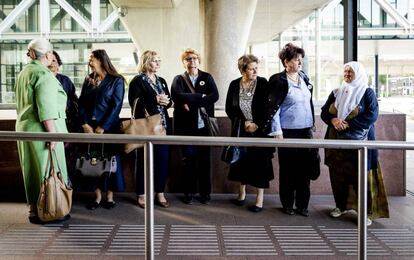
[181,73,196,94]
[131,97,150,119]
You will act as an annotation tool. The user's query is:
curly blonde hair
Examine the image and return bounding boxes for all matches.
[180,48,201,64]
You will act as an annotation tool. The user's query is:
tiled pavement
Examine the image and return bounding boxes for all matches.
[1,193,414,260]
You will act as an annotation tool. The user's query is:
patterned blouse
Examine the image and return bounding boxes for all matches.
[239,79,257,121]
[142,73,168,129]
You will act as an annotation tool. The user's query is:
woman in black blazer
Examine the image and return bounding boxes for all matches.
[78,49,125,210]
[128,50,172,208]
[263,43,319,217]
[225,54,274,212]
[171,48,219,205]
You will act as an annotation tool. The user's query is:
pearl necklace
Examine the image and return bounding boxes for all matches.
[286,73,299,83]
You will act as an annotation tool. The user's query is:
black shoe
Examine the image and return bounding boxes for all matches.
[87,201,101,210]
[232,198,245,206]
[248,205,263,213]
[296,208,309,217]
[28,215,42,224]
[47,214,71,224]
[199,194,211,204]
[283,208,295,215]
[104,201,116,209]
[183,194,193,204]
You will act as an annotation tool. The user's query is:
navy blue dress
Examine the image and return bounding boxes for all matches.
[76,74,125,192]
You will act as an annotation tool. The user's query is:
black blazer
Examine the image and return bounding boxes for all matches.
[225,76,269,138]
[263,70,315,134]
[78,74,125,132]
[128,74,172,131]
[171,70,219,135]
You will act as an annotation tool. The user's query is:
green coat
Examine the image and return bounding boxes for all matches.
[15,60,68,204]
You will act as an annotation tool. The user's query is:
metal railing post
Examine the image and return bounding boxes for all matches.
[144,142,154,260]
[358,147,368,260]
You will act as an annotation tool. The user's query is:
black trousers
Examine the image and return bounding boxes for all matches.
[278,128,314,210]
[181,127,211,196]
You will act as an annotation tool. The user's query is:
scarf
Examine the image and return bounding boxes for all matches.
[334,61,368,119]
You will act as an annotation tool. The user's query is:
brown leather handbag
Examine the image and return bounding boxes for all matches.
[37,147,73,222]
[121,98,166,154]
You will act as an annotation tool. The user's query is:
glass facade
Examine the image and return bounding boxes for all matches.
[252,0,414,101]
[0,0,413,104]
[0,0,132,104]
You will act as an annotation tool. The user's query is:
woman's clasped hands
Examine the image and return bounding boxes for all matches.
[244,120,258,133]
[331,118,349,131]
[157,94,170,106]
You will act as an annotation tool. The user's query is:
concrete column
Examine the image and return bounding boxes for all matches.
[204,0,258,107]
[278,33,283,72]
[315,8,321,101]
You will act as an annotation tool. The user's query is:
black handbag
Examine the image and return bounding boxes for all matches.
[308,148,321,180]
[200,107,220,136]
[221,119,245,164]
[75,144,117,178]
[181,74,220,136]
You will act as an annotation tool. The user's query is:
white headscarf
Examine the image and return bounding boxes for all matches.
[333,61,368,119]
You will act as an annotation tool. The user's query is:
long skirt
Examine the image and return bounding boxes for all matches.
[327,148,389,219]
[228,147,274,189]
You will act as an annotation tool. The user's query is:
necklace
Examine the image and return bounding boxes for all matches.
[286,73,299,82]
[241,79,255,97]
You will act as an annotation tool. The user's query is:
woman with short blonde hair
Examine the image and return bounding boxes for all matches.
[180,48,201,64]
[129,50,172,208]
[171,48,219,205]
[138,50,159,73]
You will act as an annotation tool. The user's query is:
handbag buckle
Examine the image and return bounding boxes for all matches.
[91,157,97,166]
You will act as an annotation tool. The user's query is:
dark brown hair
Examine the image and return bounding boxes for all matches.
[91,49,124,79]
[52,51,62,66]
[278,43,305,68]
[237,54,259,73]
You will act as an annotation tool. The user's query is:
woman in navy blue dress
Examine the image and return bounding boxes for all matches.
[78,49,125,210]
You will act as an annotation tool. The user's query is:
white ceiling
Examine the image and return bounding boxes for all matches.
[111,0,183,8]
[111,0,332,43]
[248,0,332,43]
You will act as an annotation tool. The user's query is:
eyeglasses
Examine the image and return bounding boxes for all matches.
[185,56,198,61]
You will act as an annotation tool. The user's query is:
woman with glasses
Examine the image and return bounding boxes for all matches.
[264,43,320,217]
[225,54,274,212]
[78,49,125,210]
[171,48,219,205]
[128,50,172,208]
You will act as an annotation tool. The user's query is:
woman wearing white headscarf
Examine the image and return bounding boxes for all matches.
[15,38,69,223]
[321,61,389,226]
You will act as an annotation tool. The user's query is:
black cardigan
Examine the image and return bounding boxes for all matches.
[263,70,315,134]
[171,70,219,135]
[128,74,172,131]
[225,76,269,138]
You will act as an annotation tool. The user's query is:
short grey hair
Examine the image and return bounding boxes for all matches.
[27,38,53,60]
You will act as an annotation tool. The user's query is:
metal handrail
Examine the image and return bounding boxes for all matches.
[1,130,413,260]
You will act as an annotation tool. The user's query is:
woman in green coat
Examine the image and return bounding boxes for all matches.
[15,38,69,224]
